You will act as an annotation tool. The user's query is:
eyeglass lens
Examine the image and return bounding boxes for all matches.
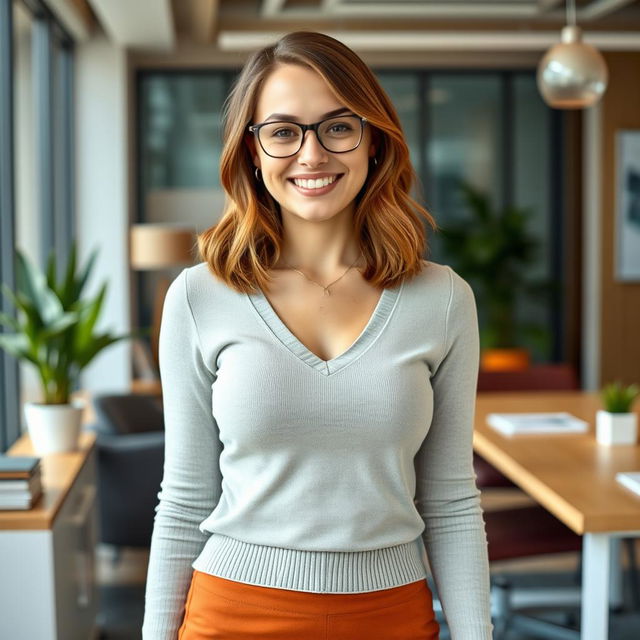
[257,116,362,157]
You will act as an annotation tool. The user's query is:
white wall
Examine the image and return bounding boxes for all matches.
[75,34,131,395]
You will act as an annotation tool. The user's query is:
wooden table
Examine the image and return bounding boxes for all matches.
[0,430,97,530]
[474,391,640,640]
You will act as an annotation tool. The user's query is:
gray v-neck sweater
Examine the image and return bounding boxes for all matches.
[142,259,493,639]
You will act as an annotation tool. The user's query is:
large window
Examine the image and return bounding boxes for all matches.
[139,72,230,196]
[0,0,75,452]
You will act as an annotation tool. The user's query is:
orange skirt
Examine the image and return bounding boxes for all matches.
[178,569,440,640]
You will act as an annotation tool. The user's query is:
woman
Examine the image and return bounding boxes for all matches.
[142,31,493,640]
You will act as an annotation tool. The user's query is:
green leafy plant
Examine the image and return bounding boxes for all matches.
[0,243,141,405]
[601,380,640,413]
[438,180,555,351]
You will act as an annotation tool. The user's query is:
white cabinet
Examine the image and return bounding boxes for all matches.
[0,432,99,640]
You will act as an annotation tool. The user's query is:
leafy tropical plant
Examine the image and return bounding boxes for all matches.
[601,380,640,413]
[438,179,555,351]
[0,243,140,404]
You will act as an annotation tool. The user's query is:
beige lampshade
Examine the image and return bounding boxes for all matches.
[130,224,196,270]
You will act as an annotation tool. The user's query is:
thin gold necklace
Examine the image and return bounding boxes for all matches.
[282,254,363,296]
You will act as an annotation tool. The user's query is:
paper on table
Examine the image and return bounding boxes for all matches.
[487,412,589,436]
[616,472,640,496]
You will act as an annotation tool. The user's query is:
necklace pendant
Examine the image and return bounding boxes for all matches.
[323,287,331,296]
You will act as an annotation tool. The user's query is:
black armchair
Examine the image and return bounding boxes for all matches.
[87,393,164,549]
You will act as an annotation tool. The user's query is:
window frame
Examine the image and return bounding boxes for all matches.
[0,0,75,452]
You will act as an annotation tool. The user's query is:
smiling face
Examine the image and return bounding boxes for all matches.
[249,63,375,224]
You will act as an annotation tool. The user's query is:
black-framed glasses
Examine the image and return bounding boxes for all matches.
[248,115,367,158]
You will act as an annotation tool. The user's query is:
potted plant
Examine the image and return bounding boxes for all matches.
[596,380,640,446]
[0,243,137,454]
[438,180,554,371]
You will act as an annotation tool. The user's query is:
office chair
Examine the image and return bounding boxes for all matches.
[87,393,165,563]
[486,506,583,639]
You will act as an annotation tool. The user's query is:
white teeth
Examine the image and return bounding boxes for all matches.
[293,175,338,189]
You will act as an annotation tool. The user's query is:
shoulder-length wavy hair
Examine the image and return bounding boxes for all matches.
[198,31,437,293]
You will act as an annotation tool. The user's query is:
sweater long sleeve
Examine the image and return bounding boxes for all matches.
[142,269,224,639]
[413,271,493,639]
[141,260,493,639]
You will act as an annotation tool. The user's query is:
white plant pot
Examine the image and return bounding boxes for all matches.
[595,410,638,446]
[24,400,85,455]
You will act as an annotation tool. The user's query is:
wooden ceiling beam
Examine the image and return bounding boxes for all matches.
[183,0,220,43]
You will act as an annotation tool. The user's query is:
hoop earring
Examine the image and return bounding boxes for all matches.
[254,167,262,181]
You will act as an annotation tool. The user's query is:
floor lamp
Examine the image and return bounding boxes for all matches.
[130,224,196,375]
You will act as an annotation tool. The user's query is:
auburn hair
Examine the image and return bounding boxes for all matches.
[197,31,437,293]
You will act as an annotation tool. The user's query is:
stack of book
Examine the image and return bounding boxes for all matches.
[0,455,43,510]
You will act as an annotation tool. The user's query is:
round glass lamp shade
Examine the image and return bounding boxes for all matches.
[537,25,608,109]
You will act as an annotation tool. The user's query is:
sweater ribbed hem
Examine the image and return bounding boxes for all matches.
[192,533,428,593]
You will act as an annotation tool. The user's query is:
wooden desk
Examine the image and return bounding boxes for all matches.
[474,391,640,640]
[0,430,97,531]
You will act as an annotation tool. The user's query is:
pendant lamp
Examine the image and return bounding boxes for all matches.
[537,0,608,109]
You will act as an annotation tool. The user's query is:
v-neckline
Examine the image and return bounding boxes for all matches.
[245,279,404,376]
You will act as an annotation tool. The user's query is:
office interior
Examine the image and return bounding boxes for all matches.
[1,0,640,639]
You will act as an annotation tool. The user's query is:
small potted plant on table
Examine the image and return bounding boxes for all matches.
[0,243,136,454]
[596,380,640,446]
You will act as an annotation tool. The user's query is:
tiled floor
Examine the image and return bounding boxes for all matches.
[95,488,640,639]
